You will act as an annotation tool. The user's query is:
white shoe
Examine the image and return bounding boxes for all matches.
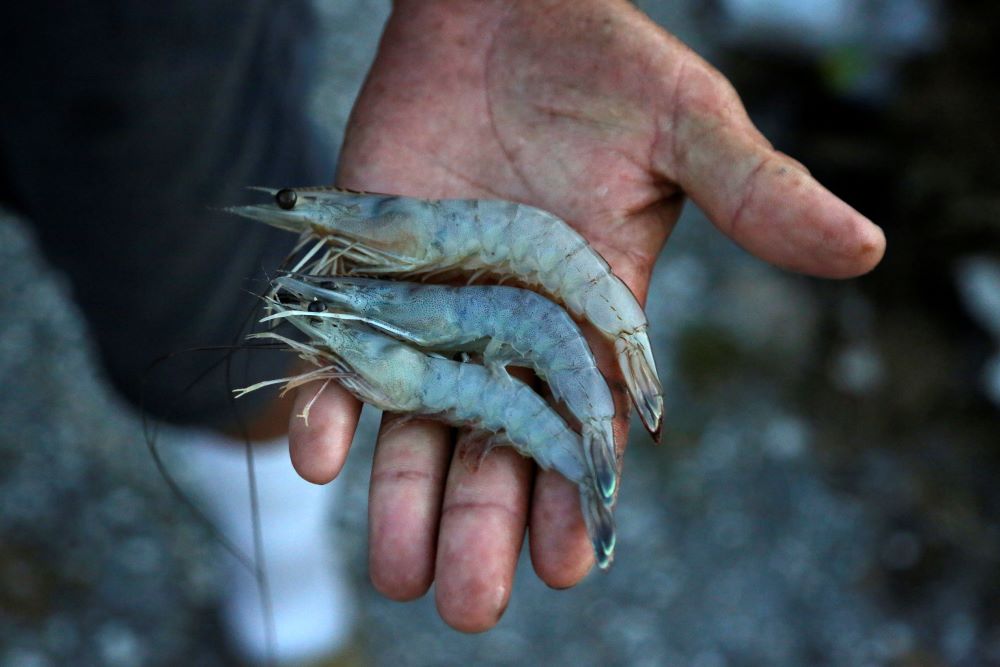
[181,431,357,665]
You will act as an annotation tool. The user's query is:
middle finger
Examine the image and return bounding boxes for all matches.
[435,438,533,633]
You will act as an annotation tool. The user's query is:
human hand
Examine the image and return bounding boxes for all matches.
[286,0,885,632]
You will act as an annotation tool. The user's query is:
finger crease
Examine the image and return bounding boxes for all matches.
[664,58,689,179]
[729,154,770,238]
[372,469,443,486]
[441,500,523,522]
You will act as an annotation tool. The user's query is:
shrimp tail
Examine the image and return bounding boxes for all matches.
[615,329,663,442]
[583,423,617,507]
[580,486,616,570]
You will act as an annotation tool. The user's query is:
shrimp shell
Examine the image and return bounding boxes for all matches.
[226,188,664,439]
[270,274,618,506]
[246,302,616,569]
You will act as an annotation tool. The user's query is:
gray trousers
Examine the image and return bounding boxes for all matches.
[0,2,336,428]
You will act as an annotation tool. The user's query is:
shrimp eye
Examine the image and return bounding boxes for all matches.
[307,300,325,313]
[275,188,297,210]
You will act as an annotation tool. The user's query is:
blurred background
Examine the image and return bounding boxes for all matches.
[1,0,998,665]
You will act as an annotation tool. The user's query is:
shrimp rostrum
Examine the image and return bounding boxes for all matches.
[269,274,619,506]
[244,302,616,569]
[226,188,664,439]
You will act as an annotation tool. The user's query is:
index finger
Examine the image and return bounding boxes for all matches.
[287,381,362,484]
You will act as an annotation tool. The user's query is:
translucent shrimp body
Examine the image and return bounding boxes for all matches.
[272,275,618,505]
[254,305,616,569]
[226,188,663,439]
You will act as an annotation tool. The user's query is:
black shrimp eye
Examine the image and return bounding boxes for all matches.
[307,300,325,313]
[275,188,297,210]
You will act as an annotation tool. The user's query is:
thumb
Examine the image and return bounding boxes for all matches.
[656,60,885,279]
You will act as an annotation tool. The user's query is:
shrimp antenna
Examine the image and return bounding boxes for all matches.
[140,347,258,573]
[140,272,286,666]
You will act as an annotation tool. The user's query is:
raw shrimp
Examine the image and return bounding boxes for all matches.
[226,188,664,439]
[241,302,616,569]
[269,274,618,505]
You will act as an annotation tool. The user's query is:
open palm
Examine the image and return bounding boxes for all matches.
[287,0,884,632]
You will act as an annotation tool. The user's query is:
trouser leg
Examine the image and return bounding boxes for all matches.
[0,1,335,428]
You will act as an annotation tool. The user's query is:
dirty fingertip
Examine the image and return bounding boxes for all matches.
[434,519,516,632]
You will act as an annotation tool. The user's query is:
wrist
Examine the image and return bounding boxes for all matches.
[378,0,514,65]
[388,0,513,32]
[392,0,508,15]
